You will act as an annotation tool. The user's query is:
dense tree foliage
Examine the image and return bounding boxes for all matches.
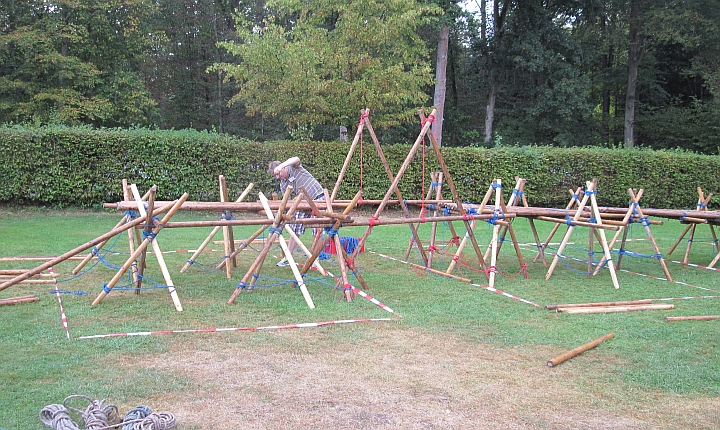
[0,0,718,151]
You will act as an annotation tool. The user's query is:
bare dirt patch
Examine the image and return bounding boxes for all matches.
[114,324,720,429]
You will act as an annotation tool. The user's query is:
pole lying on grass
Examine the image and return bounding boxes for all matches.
[547,333,615,367]
[666,315,720,322]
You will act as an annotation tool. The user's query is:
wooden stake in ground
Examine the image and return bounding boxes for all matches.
[219,175,237,276]
[547,333,614,367]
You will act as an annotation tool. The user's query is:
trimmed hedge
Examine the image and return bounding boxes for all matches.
[1,125,719,210]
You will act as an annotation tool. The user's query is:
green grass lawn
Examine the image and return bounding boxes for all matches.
[1,206,719,428]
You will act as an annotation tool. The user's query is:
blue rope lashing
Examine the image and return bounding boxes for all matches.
[102,284,112,294]
[512,189,524,198]
[572,193,579,200]
[431,181,442,188]
[428,204,435,211]
[221,210,235,220]
[698,202,707,209]
[641,216,651,227]
[142,231,157,241]
[124,210,138,219]
[588,217,597,223]
[466,207,478,215]
[324,227,339,237]
[585,189,597,196]
[268,227,283,236]
[443,207,450,215]
[236,282,247,290]
[492,182,502,190]
[565,214,573,225]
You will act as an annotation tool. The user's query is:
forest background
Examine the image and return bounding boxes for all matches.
[1,0,719,153]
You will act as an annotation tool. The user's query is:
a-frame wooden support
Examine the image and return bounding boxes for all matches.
[667,187,720,265]
[545,180,621,289]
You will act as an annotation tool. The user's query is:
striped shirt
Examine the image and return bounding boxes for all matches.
[281,164,323,200]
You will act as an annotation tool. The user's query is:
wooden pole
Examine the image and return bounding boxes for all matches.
[546,299,653,310]
[258,192,315,308]
[0,295,39,306]
[562,304,673,314]
[545,186,592,280]
[130,184,183,311]
[534,188,582,264]
[587,180,620,289]
[666,315,720,321]
[331,109,367,201]
[219,175,237,275]
[547,333,614,367]
[131,184,156,294]
[348,110,436,267]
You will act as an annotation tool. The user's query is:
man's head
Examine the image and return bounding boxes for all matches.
[267,161,288,180]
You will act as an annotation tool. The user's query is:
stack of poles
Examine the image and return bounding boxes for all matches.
[546,299,674,314]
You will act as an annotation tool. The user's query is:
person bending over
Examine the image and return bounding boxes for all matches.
[267,156,324,266]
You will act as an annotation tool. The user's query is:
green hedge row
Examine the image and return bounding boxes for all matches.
[1,125,719,211]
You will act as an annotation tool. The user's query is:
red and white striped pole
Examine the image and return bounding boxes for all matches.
[48,267,70,340]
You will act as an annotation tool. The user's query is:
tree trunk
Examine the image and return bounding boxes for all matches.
[484,81,497,143]
[624,0,643,149]
[433,26,450,147]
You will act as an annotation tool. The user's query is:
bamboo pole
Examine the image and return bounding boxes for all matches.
[0,201,178,292]
[547,333,614,367]
[91,194,188,307]
[181,183,254,273]
[258,192,315,308]
[666,315,720,321]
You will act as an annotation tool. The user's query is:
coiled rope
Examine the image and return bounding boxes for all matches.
[39,395,176,430]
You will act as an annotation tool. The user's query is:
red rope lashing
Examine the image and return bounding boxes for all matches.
[427,245,439,253]
[463,213,475,221]
[449,236,461,246]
